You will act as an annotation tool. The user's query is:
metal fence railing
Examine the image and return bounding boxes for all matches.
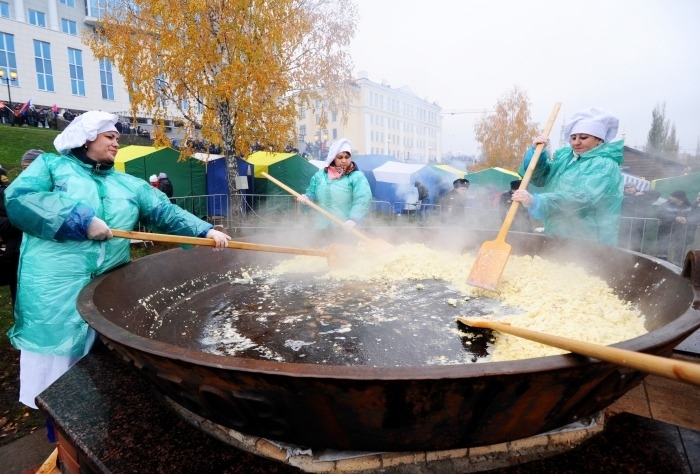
[135,193,700,264]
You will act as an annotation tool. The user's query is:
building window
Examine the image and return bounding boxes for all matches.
[0,33,17,83]
[331,111,337,122]
[67,48,85,96]
[61,19,77,35]
[99,58,114,100]
[33,40,54,92]
[332,128,337,140]
[86,0,107,19]
[0,2,9,18]
[300,108,306,119]
[28,9,46,27]
[60,0,75,6]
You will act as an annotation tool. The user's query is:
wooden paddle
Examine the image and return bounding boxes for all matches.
[457,317,700,387]
[467,102,562,290]
[261,171,393,253]
[111,229,332,260]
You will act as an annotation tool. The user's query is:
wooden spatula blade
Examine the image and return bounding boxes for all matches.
[467,239,512,290]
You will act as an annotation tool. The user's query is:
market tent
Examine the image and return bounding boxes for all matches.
[466,167,521,192]
[622,172,651,192]
[191,153,253,217]
[353,154,394,197]
[651,172,700,200]
[372,161,443,212]
[246,151,318,195]
[115,145,207,216]
[431,164,468,197]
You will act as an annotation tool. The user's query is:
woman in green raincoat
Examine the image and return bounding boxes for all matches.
[297,138,372,234]
[512,107,624,246]
[5,111,231,409]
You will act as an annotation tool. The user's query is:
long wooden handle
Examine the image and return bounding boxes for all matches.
[457,317,700,387]
[111,229,329,258]
[261,171,375,244]
[495,102,561,243]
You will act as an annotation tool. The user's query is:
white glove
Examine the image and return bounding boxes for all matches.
[532,135,550,147]
[206,228,231,249]
[87,217,112,240]
[511,190,534,208]
[342,220,356,232]
[297,194,310,205]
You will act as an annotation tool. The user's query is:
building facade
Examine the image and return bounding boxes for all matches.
[297,73,442,163]
[0,0,130,116]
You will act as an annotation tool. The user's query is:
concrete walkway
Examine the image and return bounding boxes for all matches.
[0,429,55,474]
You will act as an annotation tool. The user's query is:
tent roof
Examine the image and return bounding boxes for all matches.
[115,145,178,163]
[433,164,466,178]
[191,152,225,162]
[373,162,426,184]
[247,151,296,166]
[114,146,181,172]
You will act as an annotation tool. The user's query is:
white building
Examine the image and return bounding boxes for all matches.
[297,72,442,163]
[0,0,130,115]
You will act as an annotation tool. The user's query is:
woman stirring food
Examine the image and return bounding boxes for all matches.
[511,107,624,245]
[4,110,231,413]
[298,138,372,237]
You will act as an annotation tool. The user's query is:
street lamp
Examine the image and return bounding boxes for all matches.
[0,69,17,110]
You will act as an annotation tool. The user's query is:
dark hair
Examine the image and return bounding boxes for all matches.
[453,178,469,189]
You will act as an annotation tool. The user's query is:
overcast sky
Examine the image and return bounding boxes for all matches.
[348,0,700,157]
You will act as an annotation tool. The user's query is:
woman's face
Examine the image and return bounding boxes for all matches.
[332,152,351,168]
[85,132,120,163]
[570,134,603,155]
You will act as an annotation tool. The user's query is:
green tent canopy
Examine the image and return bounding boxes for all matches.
[651,172,700,200]
[465,167,521,192]
[246,151,318,195]
[114,145,208,217]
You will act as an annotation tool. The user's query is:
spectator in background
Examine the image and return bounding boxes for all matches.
[0,150,43,305]
[618,185,660,252]
[149,174,159,188]
[157,172,175,203]
[20,148,43,170]
[511,107,623,246]
[414,180,430,223]
[438,178,470,224]
[499,180,533,233]
[656,190,693,262]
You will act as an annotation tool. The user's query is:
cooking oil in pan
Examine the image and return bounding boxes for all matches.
[149,274,502,367]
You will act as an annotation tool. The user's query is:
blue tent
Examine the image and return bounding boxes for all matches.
[372,161,443,212]
[353,154,393,197]
[192,153,253,217]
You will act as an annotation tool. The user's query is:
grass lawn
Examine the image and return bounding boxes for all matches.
[0,124,60,179]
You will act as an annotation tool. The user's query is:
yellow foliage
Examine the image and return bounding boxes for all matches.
[474,86,539,171]
[84,0,357,187]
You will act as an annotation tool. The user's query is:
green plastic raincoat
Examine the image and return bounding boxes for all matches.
[304,165,372,229]
[518,140,624,245]
[5,152,213,357]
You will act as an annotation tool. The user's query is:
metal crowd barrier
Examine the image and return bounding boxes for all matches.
[135,194,700,265]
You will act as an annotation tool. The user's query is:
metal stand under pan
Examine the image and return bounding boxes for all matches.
[167,396,605,473]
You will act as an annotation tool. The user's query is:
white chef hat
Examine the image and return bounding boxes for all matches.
[53,110,119,153]
[324,138,352,166]
[564,107,619,143]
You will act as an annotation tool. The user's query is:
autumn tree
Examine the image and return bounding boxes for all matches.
[473,86,539,172]
[85,0,358,208]
[645,102,679,159]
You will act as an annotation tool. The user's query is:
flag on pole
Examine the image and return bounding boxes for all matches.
[19,98,33,115]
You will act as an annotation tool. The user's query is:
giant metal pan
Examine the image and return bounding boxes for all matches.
[77,229,700,451]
